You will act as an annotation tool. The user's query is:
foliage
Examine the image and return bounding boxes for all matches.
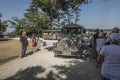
[7,0,91,37]
[24,4,50,37]
[7,31,17,38]
[0,12,8,35]
[0,21,7,33]
[8,17,30,35]
[30,0,87,27]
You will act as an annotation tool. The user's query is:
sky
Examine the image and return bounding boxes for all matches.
[79,0,120,29]
[0,0,30,20]
[0,0,120,31]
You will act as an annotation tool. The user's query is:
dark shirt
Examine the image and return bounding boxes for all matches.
[92,34,99,47]
[20,36,28,47]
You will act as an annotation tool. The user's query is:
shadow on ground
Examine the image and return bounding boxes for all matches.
[4,66,45,80]
[3,59,101,80]
[52,58,101,80]
[26,51,33,56]
[45,46,55,52]
[26,48,41,57]
[0,56,18,65]
[3,66,63,80]
[0,48,41,65]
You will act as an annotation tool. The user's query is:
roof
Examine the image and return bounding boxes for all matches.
[43,30,61,32]
[63,24,84,28]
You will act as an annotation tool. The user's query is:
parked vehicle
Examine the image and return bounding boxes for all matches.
[53,23,86,58]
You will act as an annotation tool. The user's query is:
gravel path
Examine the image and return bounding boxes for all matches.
[0,40,101,80]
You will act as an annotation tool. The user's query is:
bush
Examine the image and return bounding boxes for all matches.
[8,32,17,38]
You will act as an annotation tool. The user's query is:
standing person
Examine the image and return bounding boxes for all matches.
[32,34,37,53]
[20,32,28,58]
[91,29,100,59]
[97,28,120,80]
[96,32,106,53]
[105,27,119,45]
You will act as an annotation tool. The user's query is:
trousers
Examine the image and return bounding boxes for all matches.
[21,47,27,57]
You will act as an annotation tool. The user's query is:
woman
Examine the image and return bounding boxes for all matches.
[32,34,37,53]
[97,32,120,80]
[96,31,106,53]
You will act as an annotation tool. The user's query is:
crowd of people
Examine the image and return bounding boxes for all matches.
[91,27,120,80]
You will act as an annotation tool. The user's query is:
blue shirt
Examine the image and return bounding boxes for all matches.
[100,45,120,80]
[20,36,28,47]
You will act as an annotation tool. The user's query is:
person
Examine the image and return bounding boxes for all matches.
[97,27,120,80]
[32,34,37,53]
[36,36,41,50]
[96,32,106,53]
[91,29,100,59]
[105,27,119,45]
[20,32,28,58]
[82,36,91,50]
[91,29,100,47]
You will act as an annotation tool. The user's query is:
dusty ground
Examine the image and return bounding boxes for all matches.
[0,39,34,64]
[0,40,101,80]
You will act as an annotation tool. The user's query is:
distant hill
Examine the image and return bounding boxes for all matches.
[86,28,112,32]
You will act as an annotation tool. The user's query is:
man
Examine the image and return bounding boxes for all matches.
[20,32,28,58]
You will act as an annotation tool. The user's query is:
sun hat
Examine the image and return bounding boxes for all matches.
[112,27,119,33]
[105,33,120,44]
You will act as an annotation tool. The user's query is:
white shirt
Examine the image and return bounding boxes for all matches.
[100,45,120,80]
[96,38,106,52]
[83,37,91,45]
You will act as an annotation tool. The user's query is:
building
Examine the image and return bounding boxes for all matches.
[43,30,61,40]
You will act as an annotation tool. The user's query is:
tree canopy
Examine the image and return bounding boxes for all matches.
[31,0,86,27]
[0,12,8,35]
[8,0,91,37]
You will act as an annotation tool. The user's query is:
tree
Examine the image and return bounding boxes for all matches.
[31,0,68,27]
[0,21,7,33]
[0,12,7,35]
[0,12,2,18]
[24,3,52,37]
[30,0,89,28]
[74,8,81,24]
[8,17,29,35]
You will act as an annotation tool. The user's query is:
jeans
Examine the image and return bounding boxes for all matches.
[21,47,27,57]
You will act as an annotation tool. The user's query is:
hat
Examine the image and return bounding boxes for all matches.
[105,33,120,43]
[112,27,119,33]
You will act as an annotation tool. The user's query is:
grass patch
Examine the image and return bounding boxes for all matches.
[0,39,33,64]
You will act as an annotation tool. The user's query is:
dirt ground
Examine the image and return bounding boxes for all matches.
[0,40,101,80]
[0,39,35,64]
